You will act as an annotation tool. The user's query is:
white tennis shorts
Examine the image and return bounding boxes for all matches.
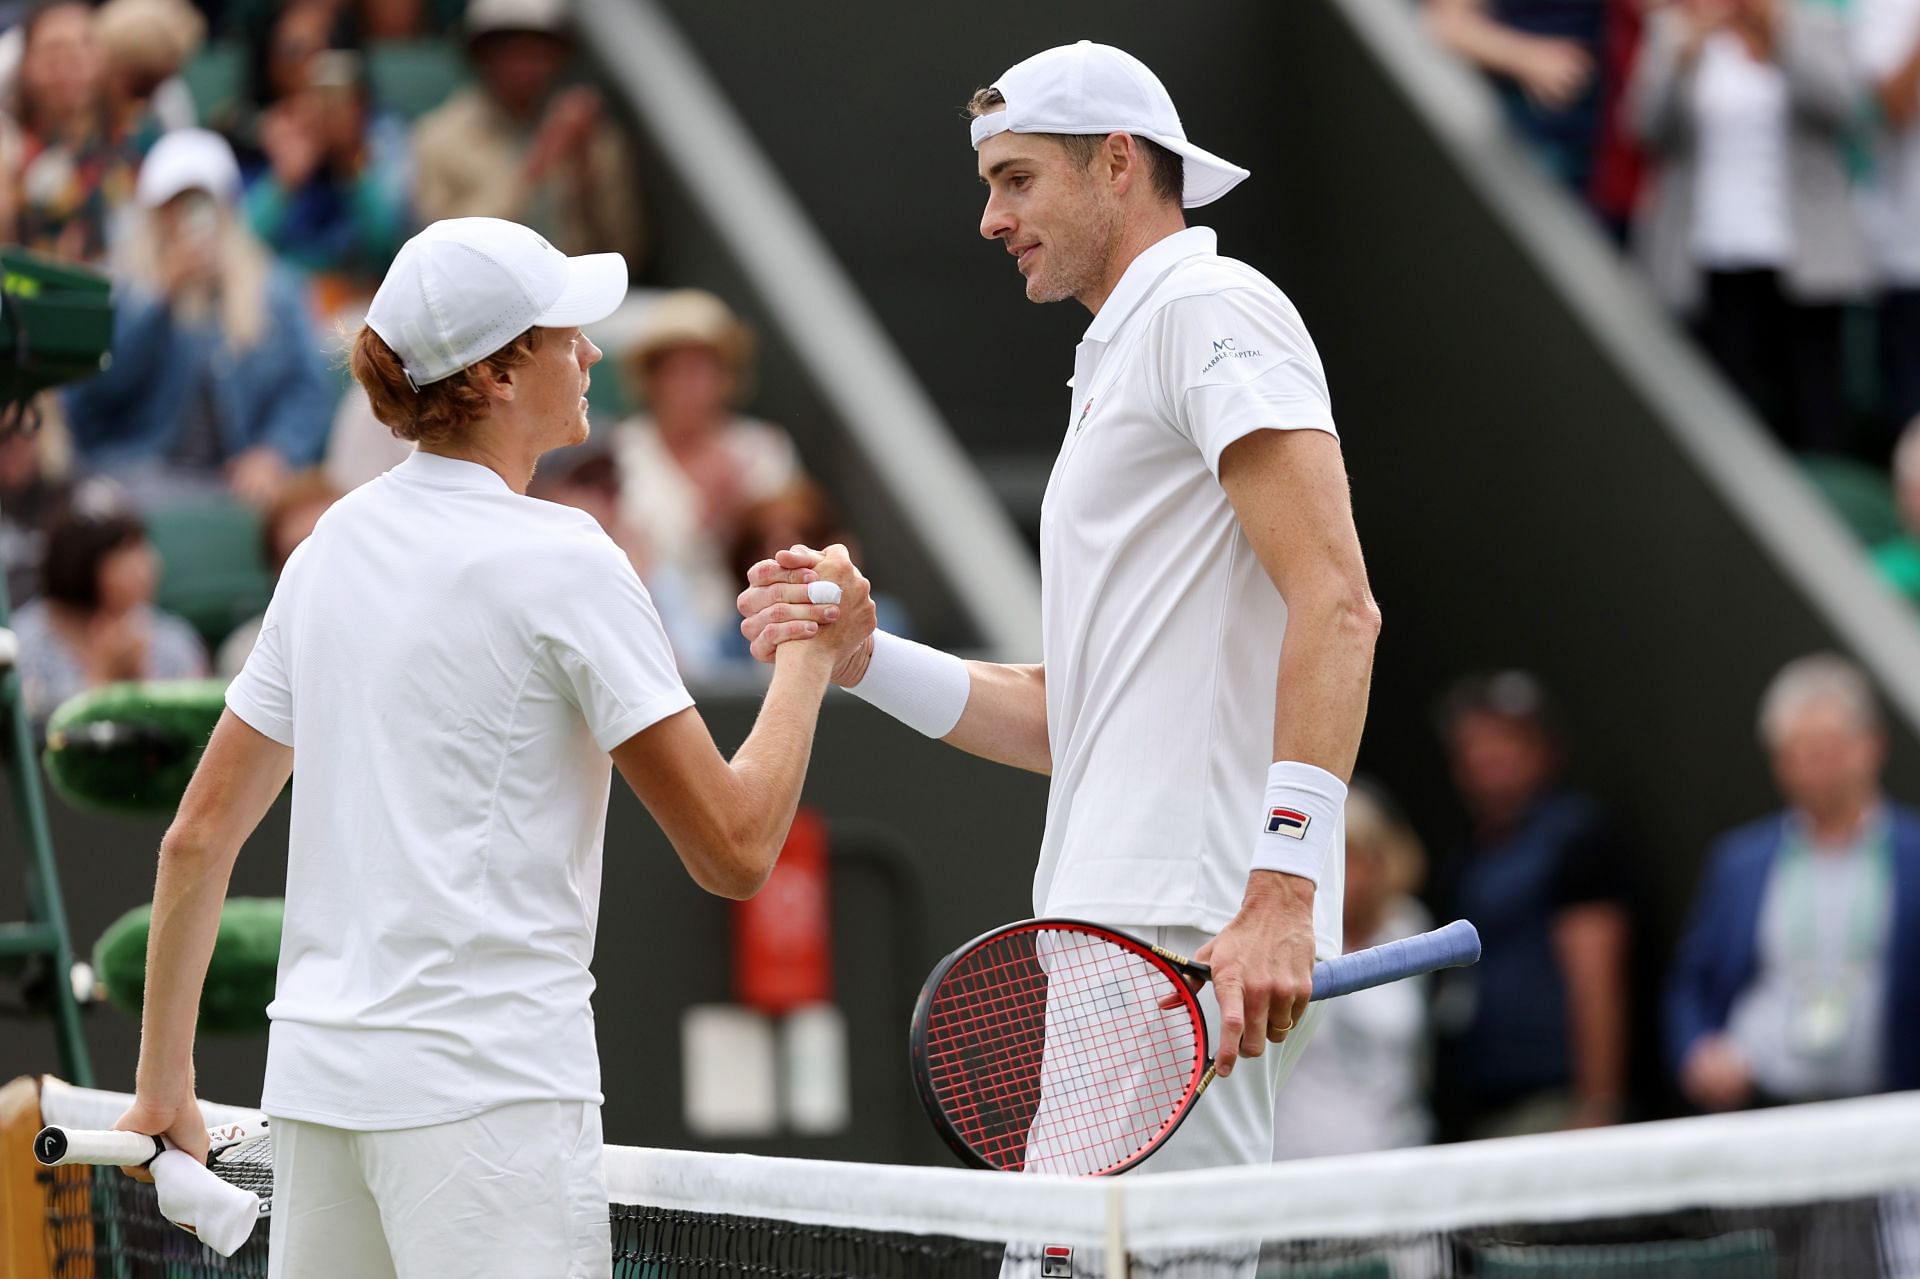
[266,1099,609,1279]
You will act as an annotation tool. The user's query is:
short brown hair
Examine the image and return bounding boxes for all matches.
[966,86,1184,205]
[349,325,544,448]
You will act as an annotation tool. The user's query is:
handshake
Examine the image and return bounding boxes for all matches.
[735,544,878,685]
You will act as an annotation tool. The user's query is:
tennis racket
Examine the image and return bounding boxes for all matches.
[909,917,1481,1176]
[35,1116,275,1212]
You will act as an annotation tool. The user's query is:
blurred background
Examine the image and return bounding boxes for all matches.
[3,0,1919,1171]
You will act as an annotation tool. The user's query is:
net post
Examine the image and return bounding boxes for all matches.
[1105,1180,1128,1278]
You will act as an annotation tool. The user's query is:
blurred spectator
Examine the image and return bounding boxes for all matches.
[612,291,802,656]
[1872,421,1920,605]
[1425,0,1608,201]
[1855,0,1920,446]
[1273,780,1434,1159]
[246,46,410,282]
[1668,655,1920,1109]
[62,129,334,512]
[0,410,73,606]
[215,468,340,675]
[94,0,203,146]
[1434,671,1632,1137]
[9,481,207,722]
[1627,0,1872,455]
[7,1,142,263]
[411,0,645,263]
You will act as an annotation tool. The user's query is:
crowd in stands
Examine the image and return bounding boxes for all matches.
[1424,0,1920,522]
[1,0,852,723]
[1272,653,1916,1159]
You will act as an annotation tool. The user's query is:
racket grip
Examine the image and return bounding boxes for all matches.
[35,1125,163,1167]
[1310,919,1481,1001]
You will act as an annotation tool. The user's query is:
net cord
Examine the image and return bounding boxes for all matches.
[37,1078,1920,1254]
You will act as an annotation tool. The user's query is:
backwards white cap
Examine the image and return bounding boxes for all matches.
[969,41,1250,208]
[365,218,626,390]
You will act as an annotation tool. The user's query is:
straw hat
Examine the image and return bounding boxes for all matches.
[95,0,206,80]
[624,290,756,393]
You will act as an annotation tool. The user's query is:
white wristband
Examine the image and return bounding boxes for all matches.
[1250,760,1348,885]
[845,630,971,738]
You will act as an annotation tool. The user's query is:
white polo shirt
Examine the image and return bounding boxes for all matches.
[226,450,693,1130]
[1035,227,1344,955]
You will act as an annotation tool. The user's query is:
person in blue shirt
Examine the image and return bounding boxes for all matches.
[1434,671,1634,1138]
[1668,654,1920,1110]
[62,128,335,513]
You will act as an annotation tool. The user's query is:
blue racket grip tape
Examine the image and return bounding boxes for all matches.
[1309,919,1481,1001]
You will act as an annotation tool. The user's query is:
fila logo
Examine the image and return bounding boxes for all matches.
[1266,807,1310,839]
[1042,1245,1074,1277]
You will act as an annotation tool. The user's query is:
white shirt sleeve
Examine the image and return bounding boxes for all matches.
[537,533,695,751]
[225,565,298,746]
[1155,287,1338,477]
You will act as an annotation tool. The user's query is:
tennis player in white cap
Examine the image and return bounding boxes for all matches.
[114,217,874,1277]
[740,41,1380,1175]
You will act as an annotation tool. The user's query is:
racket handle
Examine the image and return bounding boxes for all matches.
[1310,919,1481,1001]
[35,1125,163,1168]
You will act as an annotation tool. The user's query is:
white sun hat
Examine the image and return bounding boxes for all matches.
[968,41,1250,208]
[366,217,627,390]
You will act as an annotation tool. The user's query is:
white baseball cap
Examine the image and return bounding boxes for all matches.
[137,128,242,208]
[365,218,627,390]
[969,41,1250,208]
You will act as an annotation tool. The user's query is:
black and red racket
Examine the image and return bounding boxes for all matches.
[908,917,1480,1176]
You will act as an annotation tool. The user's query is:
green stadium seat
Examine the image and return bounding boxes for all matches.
[1474,1230,1775,1278]
[146,499,272,652]
[366,40,471,122]
[1798,455,1903,548]
[181,41,247,125]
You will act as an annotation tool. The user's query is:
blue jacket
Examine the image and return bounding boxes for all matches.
[1665,804,1920,1092]
[62,268,334,470]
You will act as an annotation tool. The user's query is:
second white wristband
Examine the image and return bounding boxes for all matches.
[1250,761,1348,885]
[845,630,971,738]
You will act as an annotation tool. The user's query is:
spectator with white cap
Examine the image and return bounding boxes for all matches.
[62,128,334,512]
[112,215,875,1275]
[411,0,645,264]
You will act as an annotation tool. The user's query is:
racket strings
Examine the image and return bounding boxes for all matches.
[921,927,1204,1175]
[208,1137,275,1201]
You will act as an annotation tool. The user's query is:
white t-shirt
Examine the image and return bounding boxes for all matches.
[1035,226,1345,956]
[1690,33,1795,270]
[1855,0,1920,283]
[227,450,693,1129]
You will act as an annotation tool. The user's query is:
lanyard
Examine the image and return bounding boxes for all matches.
[1777,822,1893,968]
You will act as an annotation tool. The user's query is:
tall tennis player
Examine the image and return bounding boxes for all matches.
[739,42,1380,1176]
[113,217,874,1278]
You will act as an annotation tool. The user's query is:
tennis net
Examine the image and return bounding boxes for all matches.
[27,1078,1920,1277]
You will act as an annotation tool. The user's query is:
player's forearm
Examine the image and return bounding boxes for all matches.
[941,661,1050,773]
[1879,44,1920,128]
[1269,585,1380,779]
[1555,903,1631,1115]
[712,646,837,895]
[134,838,235,1095]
